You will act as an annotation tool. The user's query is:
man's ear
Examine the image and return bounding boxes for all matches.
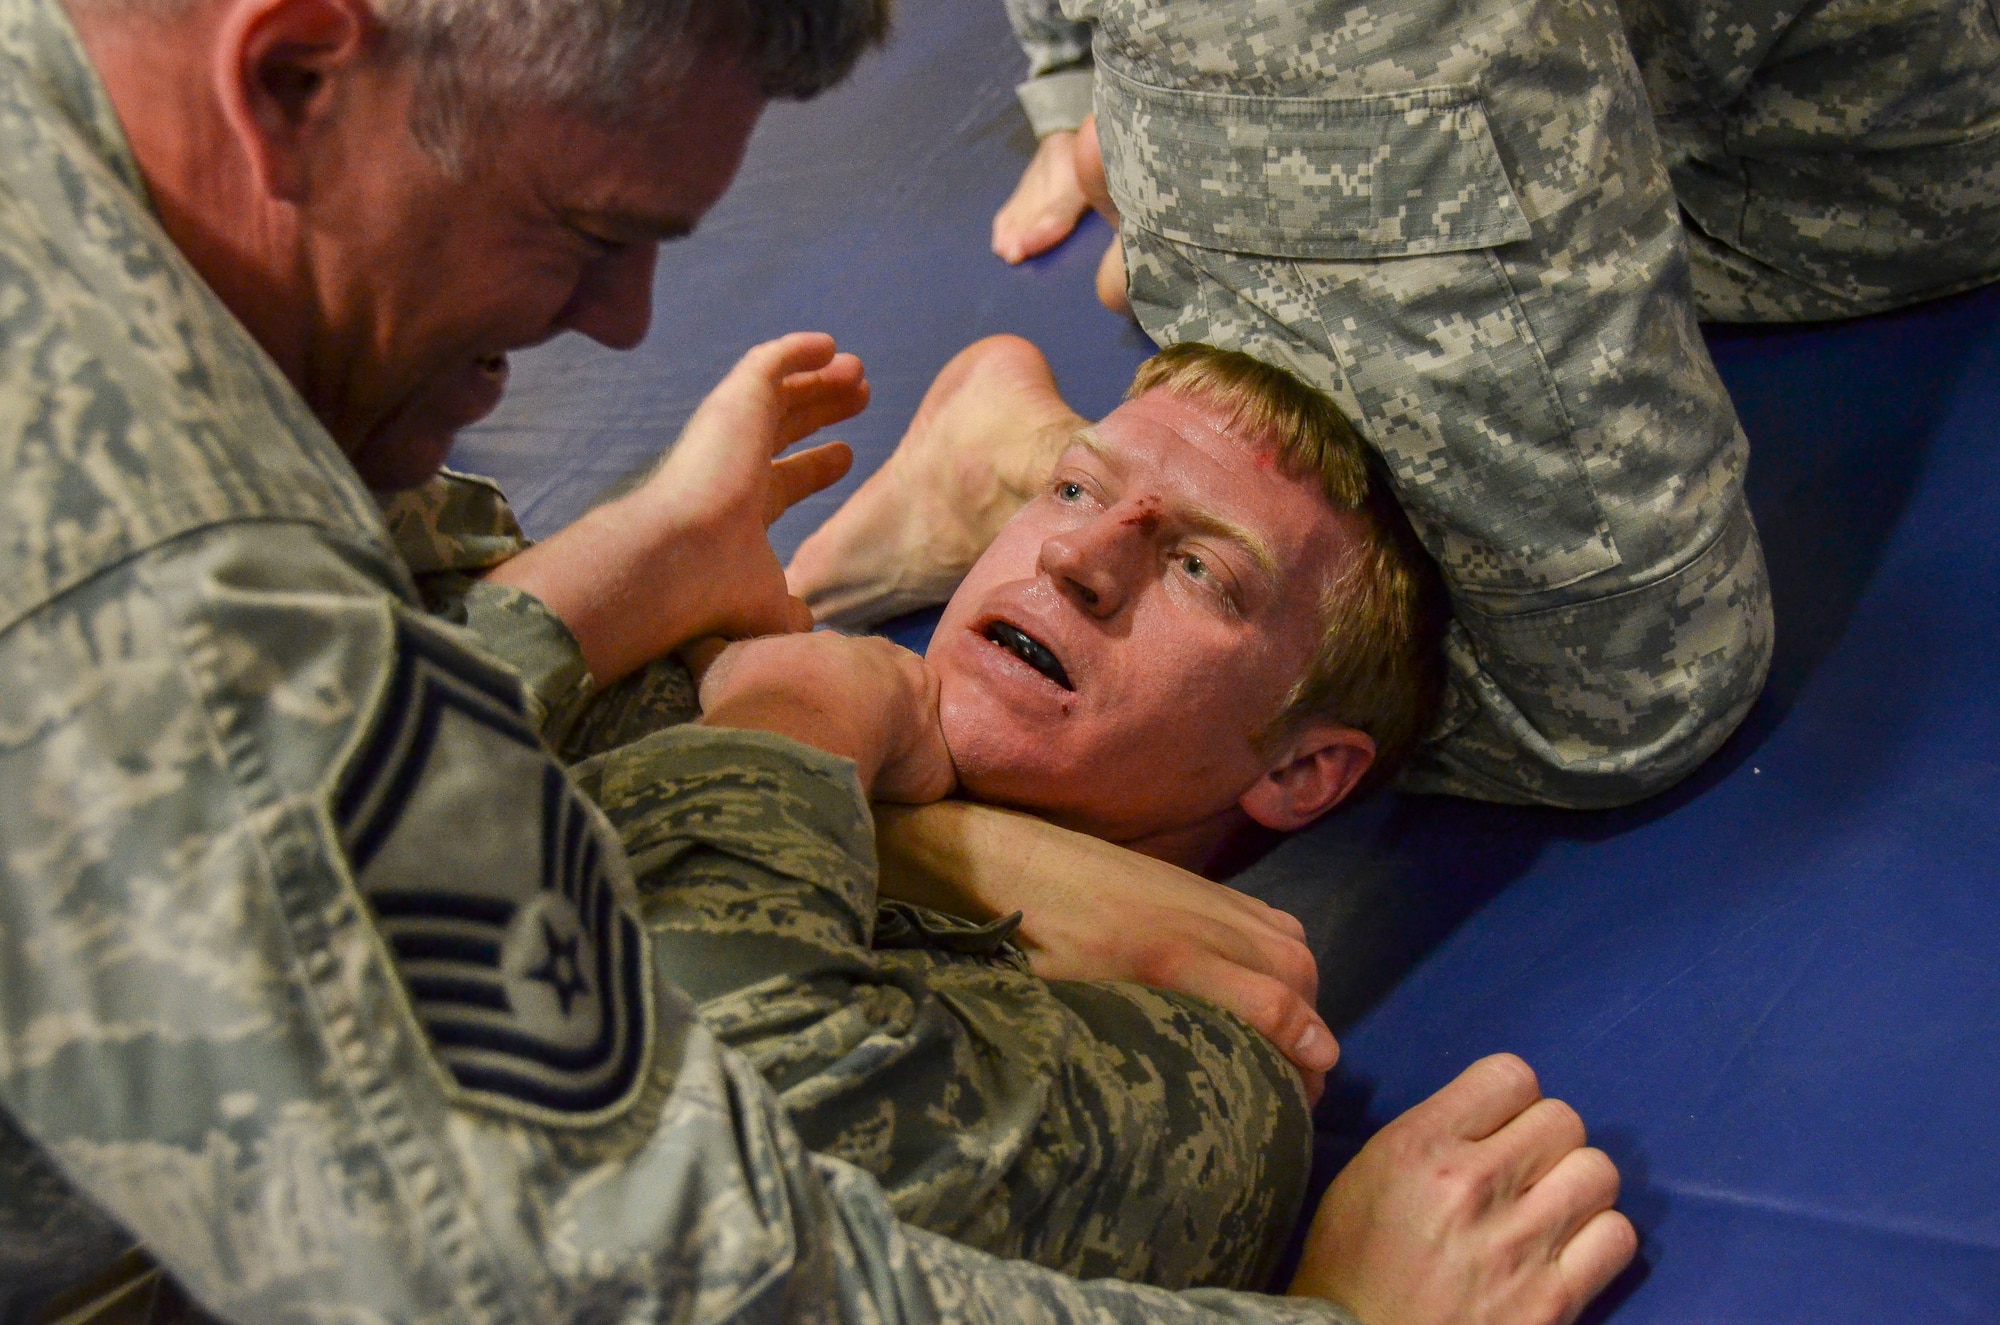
[1238,724,1376,833]
[214,0,376,202]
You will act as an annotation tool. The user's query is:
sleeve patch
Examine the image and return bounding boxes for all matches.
[333,620,651,1124]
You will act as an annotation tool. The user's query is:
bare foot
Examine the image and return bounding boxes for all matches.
[788,335,1085,630]
[1072,117,1134,318]
[1096,239,1131,317]
[992,131,1092,264]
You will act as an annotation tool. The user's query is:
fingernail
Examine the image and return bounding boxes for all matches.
[1295,1023,1337,1069]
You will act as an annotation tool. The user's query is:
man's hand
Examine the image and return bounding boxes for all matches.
[699,633,955,803]
[486,333,862,685]
[872,801,1338,1095]
[1291,1054,1638,1325]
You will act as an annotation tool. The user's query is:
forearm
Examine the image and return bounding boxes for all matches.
[874,799,1048,921]
[482,483,715,688]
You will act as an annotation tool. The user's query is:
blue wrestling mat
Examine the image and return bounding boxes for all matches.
[452,0,2000,1317]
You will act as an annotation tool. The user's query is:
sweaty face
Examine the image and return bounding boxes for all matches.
[928,389,1362,858]
[304,56,766,489]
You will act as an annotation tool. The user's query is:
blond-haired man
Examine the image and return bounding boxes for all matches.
[379,340,1634,1319]
[545,343,1630,1314]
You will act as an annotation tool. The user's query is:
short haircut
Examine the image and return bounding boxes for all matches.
[388,0,891,165]
[1128,343,1448,792]
[82,0,890,169]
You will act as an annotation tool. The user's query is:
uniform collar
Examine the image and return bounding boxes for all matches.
[0,0,151,206]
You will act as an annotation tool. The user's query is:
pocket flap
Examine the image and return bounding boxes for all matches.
[1097,63,1533,259]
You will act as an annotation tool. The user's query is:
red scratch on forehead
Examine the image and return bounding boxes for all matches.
[1120,495,1163,534]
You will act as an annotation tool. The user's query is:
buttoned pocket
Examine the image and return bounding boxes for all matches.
[1096,63,1532,260]
[1104,66,1620,599]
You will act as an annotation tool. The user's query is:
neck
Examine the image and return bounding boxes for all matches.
[63,1,316,410]
[1121,807,1276,880]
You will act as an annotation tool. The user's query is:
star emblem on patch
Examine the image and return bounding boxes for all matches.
[526,913,591,1016]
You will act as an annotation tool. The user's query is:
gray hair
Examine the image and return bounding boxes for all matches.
[386,0,891,162]
[93,0,890,164]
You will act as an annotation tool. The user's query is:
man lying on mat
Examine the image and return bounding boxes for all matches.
[668,338,1449,1285]
[685,341,1629,1315]
[398,338,1634,1323]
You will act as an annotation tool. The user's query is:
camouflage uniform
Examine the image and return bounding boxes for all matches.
[1005,0,2000,807]
[0,0,1339,1319]
[385,476,1312,1291]
[1003,0,1097,138]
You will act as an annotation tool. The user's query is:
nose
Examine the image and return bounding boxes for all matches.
[1038,503,1151,618]
[557,243,658,350]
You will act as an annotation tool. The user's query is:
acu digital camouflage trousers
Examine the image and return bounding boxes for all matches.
[1018,0,2000,808]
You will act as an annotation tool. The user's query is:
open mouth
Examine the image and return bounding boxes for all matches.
[983,621,1073,691]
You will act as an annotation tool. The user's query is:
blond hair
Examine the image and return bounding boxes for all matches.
[1128,343,1447,791]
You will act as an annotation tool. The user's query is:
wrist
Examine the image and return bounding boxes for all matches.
[484,494,711,686]
[700,681,883,793]
[874,802,1006,919]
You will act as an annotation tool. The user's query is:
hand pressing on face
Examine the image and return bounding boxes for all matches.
[487,332,861,685]
[1292,1054,1638,1325]
[698,632,956,804]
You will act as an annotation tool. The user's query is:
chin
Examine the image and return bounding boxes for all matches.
[351,431,457,492]
[948,743,1120,837]
[942,705,1068,812]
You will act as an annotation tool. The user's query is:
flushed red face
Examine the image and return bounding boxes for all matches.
[928,387,1365,862]
[317,59,768,489]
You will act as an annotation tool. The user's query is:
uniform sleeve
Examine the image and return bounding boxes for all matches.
[1005,0,1097,136]
[1074,0,1772,808]
[378,470,598,743]
[381,475,1308,1285]
[377,469,704,761]
[0,520,1347,1325]
[573,727,1313,1291]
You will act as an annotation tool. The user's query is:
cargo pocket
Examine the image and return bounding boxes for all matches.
[1098,63,1623,598]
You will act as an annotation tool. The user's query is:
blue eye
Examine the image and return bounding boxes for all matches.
[1182,553,1209,579]
[1056,480,1085,501]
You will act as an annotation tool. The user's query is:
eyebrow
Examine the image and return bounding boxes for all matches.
[1065,428,1282,582]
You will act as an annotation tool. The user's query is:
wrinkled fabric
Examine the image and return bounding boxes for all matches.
[1005,0,1096,133]
[387,480,1312,1292]
[1002,0,1999,805]
[0,0,1351,1319]
[1015,0,1765,806]
[1630,0,2000,320]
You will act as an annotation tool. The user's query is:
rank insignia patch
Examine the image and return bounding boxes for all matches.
[334,621,651,1123]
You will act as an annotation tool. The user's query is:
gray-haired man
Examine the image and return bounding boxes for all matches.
[0,1,1625,1323]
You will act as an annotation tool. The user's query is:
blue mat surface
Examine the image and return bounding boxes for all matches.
[452,1,2000,1317]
